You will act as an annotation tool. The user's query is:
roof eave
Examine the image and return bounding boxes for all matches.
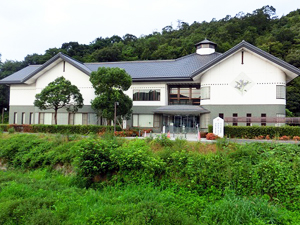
[190,41,300,79]
[132,77,193,82]
[21,53,91,84]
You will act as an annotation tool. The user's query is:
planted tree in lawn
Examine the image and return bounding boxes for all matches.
[34,76,84,124]
[90,67,132,126]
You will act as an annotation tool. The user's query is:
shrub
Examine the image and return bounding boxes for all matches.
[110,139,164,176]
[293,136,300,141]
[8,127,15,134]
[154,134,173,147]
[280,135,290,140]
[73,139,120,187]
[206,133,217,140]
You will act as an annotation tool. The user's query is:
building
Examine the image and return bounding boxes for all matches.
[1,40,300,132]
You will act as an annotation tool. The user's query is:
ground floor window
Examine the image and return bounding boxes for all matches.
[261,113,266,126]
[29,113,33,124]
[21,112,25,124]
[13,112,17,124]
[132,114,153,127]
[69,113,88,125]
[38,112,54,124]
[233,113,238,126]
[246,113,251,126]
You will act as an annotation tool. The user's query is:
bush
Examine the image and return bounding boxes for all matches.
[154,134,173,147]
[206,133,218,140]
[8,127,15,134]
[73,139,120,187]
[209,125,300,139]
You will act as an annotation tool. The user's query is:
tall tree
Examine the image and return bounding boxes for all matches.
[90,67,132,124]
[34,77,83,124]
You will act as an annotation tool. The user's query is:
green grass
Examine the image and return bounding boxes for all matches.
[2,133,300,223]
[1,169,298,225]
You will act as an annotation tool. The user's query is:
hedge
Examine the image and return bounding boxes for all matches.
[209,125,300,139]
[0,124,122,134]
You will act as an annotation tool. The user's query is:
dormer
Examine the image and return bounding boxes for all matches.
[195,39,217,55]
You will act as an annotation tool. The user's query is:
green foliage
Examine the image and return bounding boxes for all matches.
[8,127,15,134]
[90,67,133,121]
[111,139,164,175]
[34,76,84,124]
[73,139,119,187]
[219,125,300,139]
[30,124,121,134]
[201,190,292,224]
[153,133,173,147]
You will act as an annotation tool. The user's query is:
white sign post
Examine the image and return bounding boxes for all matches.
[123,120,127,130]
[213,117,224,138]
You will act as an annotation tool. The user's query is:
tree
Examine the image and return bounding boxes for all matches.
[90,67,132,124]
[34,76,83,124]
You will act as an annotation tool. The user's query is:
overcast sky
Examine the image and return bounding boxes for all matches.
[0,0,299,62]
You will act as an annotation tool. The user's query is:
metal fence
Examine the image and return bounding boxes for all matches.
[224,117,300,125]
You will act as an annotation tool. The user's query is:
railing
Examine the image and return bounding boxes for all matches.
[224,117,300,125]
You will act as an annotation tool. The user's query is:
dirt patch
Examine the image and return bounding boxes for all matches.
[0,158,7,171]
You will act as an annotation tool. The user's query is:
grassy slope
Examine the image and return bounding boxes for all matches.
[1,133,300,224]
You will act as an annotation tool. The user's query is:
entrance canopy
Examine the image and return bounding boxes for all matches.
[153,105,209,115]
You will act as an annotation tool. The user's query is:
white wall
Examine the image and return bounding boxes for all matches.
[35,61,96,105]
[10,83,36,105]
[200,50,286,105]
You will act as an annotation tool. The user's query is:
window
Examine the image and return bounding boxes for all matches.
[82,113,88,125]
[169,85,200,105]
[21,112,25,124]
[132,114,153,127]
[154,114,160,128]
[14,112,17,124]
[39,113,44,124]
[133,89,160,101]
[201,86,210,100]
[261,113,266,126]
[276,85,285,99]
[219,113,224,119]
[246,113,251,126]
[233,113,238,126]
[29,113,33,124]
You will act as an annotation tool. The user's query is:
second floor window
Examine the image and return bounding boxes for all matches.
[169,85,200,105]
[133,89,160,101]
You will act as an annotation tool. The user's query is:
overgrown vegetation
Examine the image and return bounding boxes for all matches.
[1,133,300,223]
[209,125,300,139]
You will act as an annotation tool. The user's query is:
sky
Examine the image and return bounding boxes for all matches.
[0,0,299,62]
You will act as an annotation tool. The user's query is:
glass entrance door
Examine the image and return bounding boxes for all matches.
[163,115,199,133]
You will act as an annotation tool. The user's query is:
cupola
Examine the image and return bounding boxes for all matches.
[195,39,217,55]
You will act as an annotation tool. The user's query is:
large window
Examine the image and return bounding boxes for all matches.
[201,86,210,100]
[69,113,88,125]
[133,89,160,101]
[169,85,200,105]
[132,114,154,127]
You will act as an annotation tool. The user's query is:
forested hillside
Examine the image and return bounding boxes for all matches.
[1,6,300,115]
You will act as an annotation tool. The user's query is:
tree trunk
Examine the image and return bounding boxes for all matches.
[54,109,58,125]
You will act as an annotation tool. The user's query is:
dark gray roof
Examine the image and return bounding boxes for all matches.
[84,52,221,81]
[153,105,210,115]
[0,65,42,84]
[191,40,300,77]
[195,39,217,47]
[1,40,299,84]
[0,52,91,84]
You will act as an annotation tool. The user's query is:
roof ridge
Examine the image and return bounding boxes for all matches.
[84,59,175,65]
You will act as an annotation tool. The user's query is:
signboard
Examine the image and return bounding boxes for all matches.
[213,117,224,138]
[123,120,127,129]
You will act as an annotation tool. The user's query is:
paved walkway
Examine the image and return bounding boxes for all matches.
[136,132,300,144]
